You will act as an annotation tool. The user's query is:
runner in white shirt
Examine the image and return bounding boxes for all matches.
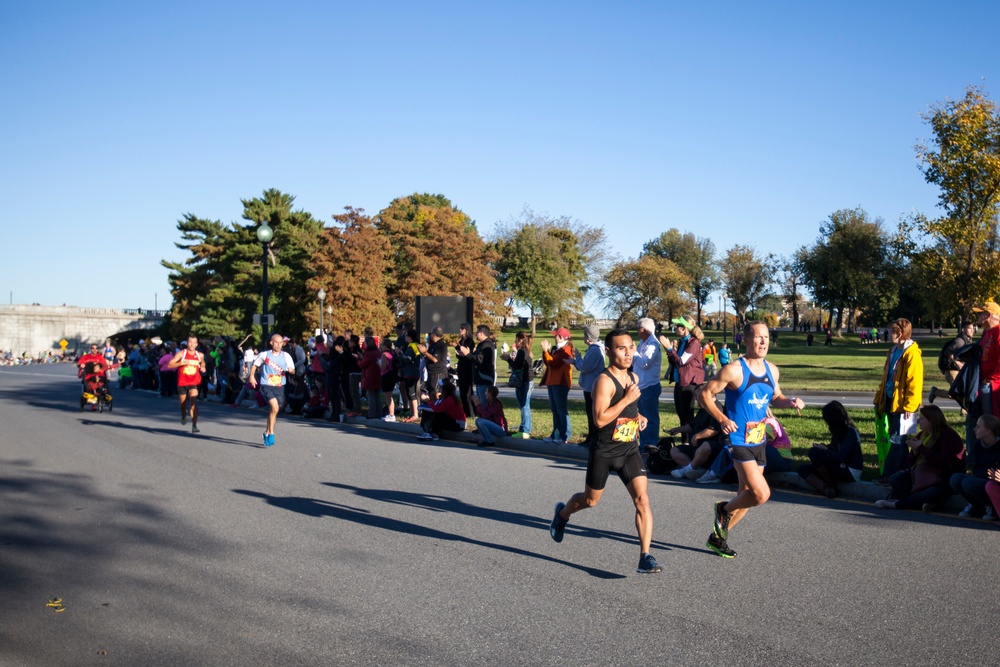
[248,334,296,447]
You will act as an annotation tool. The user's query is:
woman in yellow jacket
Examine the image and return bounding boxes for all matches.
[873,318,924,478]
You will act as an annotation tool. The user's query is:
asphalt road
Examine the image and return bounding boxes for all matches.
[1,365,994,666]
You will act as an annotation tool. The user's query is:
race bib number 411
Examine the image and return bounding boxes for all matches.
[612,417,640,443]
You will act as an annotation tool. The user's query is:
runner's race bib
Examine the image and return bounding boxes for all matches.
[612,417,640,443]
[744,420,767,445]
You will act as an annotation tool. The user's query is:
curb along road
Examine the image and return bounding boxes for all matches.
[336,413,972,515]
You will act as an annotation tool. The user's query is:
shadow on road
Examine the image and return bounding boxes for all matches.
[77,418,261,448]
[234,487,636,579]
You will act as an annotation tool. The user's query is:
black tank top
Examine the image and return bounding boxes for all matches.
[594,368,641,457]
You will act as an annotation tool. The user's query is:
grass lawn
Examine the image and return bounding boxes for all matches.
[490,326,948,393]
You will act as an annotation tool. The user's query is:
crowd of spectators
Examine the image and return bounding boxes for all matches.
[49,309,999,529]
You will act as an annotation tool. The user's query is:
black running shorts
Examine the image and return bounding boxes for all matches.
[585,446,647,491]
[731,443,767,467]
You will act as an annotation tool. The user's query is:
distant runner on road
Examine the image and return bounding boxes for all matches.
[167,336,206,434]
[248,334,295,447]
[549,328,662,575]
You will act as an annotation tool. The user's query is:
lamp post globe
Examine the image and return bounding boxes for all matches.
[257,222,274,244]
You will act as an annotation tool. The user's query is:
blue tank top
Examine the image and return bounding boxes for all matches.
[724,357,775,447]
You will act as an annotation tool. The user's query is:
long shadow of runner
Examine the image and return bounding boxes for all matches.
[321,482,705,555]
[79,419,260,448]
[233,488,628,579]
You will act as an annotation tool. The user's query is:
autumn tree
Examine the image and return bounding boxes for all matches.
[491,224,572,334]
[601,255,692,326]
[376,194,505,324]
[310,207,395,335]
[490,208,609,332]
[721,244,774,328]
[777,249,809,329]
[642,229,719,325]
[914,86,1000,316]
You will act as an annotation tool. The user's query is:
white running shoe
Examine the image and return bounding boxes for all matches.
[383,415,396,422]
[697,470,721,484]
[671,465,690,479]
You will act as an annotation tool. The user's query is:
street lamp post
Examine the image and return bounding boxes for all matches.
[317,289,326,333]
[722,293,728,344]
[257,221,274,345]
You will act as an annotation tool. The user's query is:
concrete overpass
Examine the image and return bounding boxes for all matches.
[0,305,166,355]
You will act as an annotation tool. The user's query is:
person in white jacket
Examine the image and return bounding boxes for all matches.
[633,318,662,452]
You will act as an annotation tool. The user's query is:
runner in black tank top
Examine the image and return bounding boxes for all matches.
[548,329,663,575]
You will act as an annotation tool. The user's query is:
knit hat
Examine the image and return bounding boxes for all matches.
[583,325,600,342]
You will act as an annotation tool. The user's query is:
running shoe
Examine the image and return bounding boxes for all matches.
[192,425,200,434]
[985,507,998,521]
[549,502,567,542]
[263,433,274,447]
[268,434,275,447]
[416,432,432,440]
[713,501,732,539]
[684,467,705,480]
[181,414,187,425]
[959,503,976,517]
[697,470,721,484]
[706,533,737,558]
[636,553,663,574]
[383,415,396,422]
[430,433,440,441]
[927,386,938,404]
[671,465,690,479]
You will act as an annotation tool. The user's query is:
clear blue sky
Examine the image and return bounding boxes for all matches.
[2,1,997,312]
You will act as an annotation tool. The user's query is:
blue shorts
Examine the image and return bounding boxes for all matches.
[261,384,285,406]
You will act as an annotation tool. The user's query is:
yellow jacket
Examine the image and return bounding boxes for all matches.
[873,341,923,414]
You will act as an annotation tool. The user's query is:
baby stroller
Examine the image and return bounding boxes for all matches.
[81,362,113,413]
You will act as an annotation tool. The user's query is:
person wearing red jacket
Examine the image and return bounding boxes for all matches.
[875,404,966,512]
[77,344,106,378]
[416,379,467,441]
[540,327,575,444]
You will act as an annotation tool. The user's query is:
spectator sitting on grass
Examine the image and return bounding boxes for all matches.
[874,404,965,512]
[416,379,467,441]
[950,414,1000,520]
[669,396,723,480]
[473,385,508,447]
[303,376,331,419]
[286,375,309,416]
[798,400,864,498]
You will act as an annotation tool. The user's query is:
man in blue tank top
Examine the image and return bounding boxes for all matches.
[549,328,663,575]
[697,321,804,557]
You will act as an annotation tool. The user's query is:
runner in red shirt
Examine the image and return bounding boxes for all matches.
[167,335,206,434]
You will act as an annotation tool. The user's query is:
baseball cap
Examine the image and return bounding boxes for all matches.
[554,327,571,339]
[670,316,695,329]
[972,301,1000,317]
